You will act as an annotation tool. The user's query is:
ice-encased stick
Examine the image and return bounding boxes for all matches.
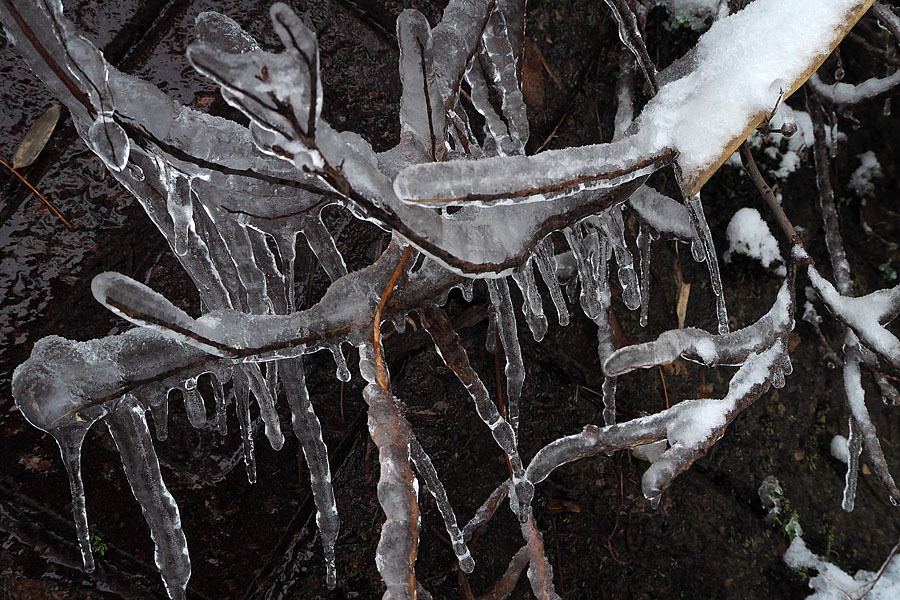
[604,277,793,377]
[358,344,419,600]
[397,9,446,160]
[418,304,533,521]
[409,438,474,573]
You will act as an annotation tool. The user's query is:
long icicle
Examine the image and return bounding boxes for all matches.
[281,357,341,589]
[106,396,190,600]
[409,437,475,573]
[487,278,526,436]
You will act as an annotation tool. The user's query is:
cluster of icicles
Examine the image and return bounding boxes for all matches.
[12,189,731,600]
[3,1,739,598]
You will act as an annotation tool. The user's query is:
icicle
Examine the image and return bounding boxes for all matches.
[274,230,298,312]
[843,417,862,512]
[182,377,206,428]
[418,305,533,522]
[149,394,169,442]
[772,368,785,389]
[486,307,498,354]
[534,238,570,327]
[232,371,257,484]
[210,372,228,436]
[597,208,641,311]
[53,425,95,573]
[410,438,474,573]
[242,365,284,451]
[303,217,348,282]
[281,358,340,589]
[511,259,548,342]
[391,313,408,334]
[691,238,706,263]
[464,55,519,156]
[162,171,194,257]
[330,344,351,382]
[106,397,190,600]
[602,376,617,427]
[685,194,729,334]
[637,224,658,327]
[487,279,525,436]
[265,361,279,404]
[563,227,603,320]
[602,0,657,92]
[458,278,475,303]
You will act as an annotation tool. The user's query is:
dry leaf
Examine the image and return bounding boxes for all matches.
[676,281,691,329]
[546,498,581,514]
[21,453,53,471]
[12,104,61,169]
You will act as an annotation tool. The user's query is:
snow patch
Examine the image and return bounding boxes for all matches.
[725,208,785,275]
[848,151,882,198]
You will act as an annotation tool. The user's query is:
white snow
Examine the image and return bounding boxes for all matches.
[725,208,785,275]
[785,536,900,600]
[830,434,850,464]
[637,0,870,194]
[656,0,726,30]
[848,151,882,198]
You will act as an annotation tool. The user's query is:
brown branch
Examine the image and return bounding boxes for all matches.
[475,545,529,600]
[738,142,803,248]
[373,245,414,391]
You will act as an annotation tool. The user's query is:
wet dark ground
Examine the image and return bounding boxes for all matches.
[2,1,900,599]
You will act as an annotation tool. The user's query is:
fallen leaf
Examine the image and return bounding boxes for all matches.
[12,104,61,169]
[676,281,691,329]
[21,454,53,471]
[546,498,581,514]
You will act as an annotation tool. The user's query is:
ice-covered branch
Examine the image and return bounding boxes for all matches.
[808,71,900,107]
[807,267,900,371]
[604,275,794,376]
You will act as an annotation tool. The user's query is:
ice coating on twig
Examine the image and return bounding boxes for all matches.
[465,51,520,157]
[394,138,671,207]
[480,4,529,150]
[187,3,323,170]
[409,438,474,573]
[628,186,695,242]
[358,345,419,600]
[807,266,900,371]
[106,397,190,600]
[397,9,446,160]
[841,335,900,508]
[643,343,783,507]
[418,304,533,520]
[605,277,792,376]
[809,71,900,107]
